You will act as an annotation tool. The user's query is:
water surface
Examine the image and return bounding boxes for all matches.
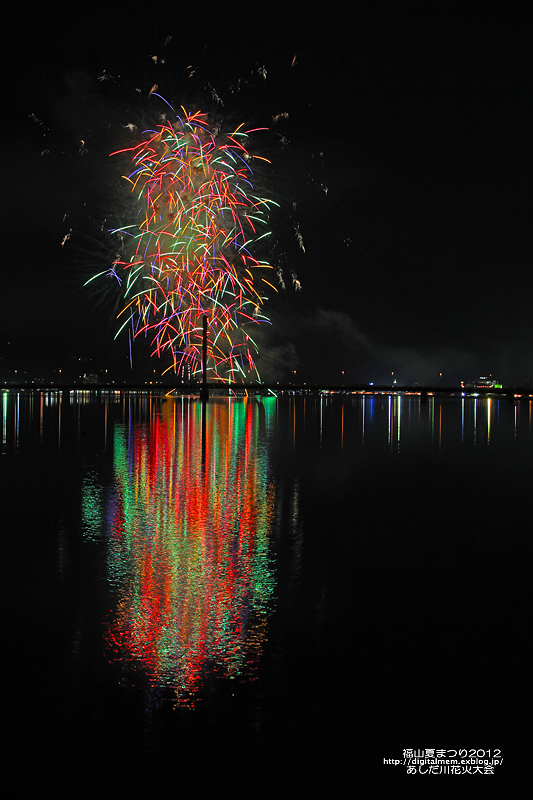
[2,391,527,793]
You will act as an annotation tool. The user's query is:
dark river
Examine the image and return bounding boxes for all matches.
[2,390,527,793]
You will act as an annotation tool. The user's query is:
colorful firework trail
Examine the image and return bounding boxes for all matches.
[90,96,277,382]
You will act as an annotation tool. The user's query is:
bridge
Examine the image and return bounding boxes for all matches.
[2,382,532,400]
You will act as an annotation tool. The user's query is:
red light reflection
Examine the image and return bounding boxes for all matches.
[103,397,276,707]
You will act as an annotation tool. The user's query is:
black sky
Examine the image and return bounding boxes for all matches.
[3,0,531,385]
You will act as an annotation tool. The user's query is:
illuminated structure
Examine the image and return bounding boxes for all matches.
[462,376,503,389]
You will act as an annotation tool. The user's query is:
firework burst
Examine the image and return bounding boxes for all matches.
[89,96,277,382]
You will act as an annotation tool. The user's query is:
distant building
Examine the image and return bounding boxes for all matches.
[461,376,502,389]
[82,373,99,385]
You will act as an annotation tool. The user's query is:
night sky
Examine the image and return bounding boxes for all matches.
[4,0,531,385]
